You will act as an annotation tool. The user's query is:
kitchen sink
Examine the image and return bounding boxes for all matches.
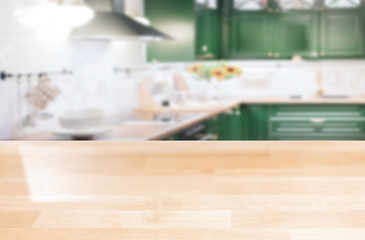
[320,95,349,99]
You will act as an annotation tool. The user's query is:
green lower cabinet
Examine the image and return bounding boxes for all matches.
[217,107,243,140]
[240,105,249,140]
[162,104,365,141]
[218,112,231,140]
[161,134,180,141]
[229,107,243,140]
[204,116,219,140]
[246,105,270,140]
[269,105,365,140]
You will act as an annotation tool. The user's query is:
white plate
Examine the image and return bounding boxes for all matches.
[51,126,111,139]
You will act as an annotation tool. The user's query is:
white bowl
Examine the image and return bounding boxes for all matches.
[59,109,104,130]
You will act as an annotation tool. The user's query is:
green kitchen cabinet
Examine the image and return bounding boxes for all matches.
[225,0,320,59]
[320,9,364,57]
[223,0,365,59]
[226,0,275,58]
[217,107,243,140]
[240,105,250,140]
[230,107,243,140]
[269,104,365,140]
[161,133,180,141]
[246,105,270,140]
[218,112,232,140]
[204,116,220,140]
[145,0,195,62]
[274,11,320,58]
[229,12,275,58]
[196,0,221,59]
[273,0,320,58]
[162,104,365,141]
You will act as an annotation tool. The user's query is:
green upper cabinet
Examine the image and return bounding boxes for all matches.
[320,0,364,57]
[274,0,320,58]
[226,0,275,58]
[225,0,320,59]
[195,0,221,59]
[230,12,275,58]
[145,0,195,62]
[223,0,365,59]
[145,0,365,61]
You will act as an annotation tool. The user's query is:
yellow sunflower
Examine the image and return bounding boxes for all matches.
[211,68,226,81]
[188,64,203,74]
[225,66,242,76]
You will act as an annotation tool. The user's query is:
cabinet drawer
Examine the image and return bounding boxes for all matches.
[270,117,365,138]
[269,105,365,140]
[271,105,365,118]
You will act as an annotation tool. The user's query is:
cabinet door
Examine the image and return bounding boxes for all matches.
[205,116,219,140]
[320,0,364,57]
[274,0,320,58]
[230,107,243,140]
[217,109,243,140]
[275,11,319,58]
[218,113,231,140]
[196,0,221,59]
[145,0,195,62]
[240,105,250,140]
[228,0,275,58]
[247,105,269,140]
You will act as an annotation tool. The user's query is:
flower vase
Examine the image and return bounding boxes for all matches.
[206,78,219,100]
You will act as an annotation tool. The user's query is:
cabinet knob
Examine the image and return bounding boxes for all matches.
[268,8,273,12]
[321,51,325,56]
[275,53,280,58]
[275,8,280,12]
[268,52,273,57]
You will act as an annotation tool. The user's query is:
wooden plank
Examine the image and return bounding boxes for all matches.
[1,142,365,239]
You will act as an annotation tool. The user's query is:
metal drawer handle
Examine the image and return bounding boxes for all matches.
[310,118,327,124]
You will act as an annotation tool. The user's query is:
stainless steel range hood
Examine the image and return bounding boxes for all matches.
[70,0,172,41]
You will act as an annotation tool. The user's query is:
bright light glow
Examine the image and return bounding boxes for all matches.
[14,3,94,29]
[132,16,151,26]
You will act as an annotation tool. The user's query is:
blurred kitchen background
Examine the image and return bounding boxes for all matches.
[1,0,365,141]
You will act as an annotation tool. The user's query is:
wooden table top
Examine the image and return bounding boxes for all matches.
[2,141,365,239]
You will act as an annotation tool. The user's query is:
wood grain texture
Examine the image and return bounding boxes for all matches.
[2,141,365,239]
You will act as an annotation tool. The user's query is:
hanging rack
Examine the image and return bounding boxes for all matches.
[0,69,73,82]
